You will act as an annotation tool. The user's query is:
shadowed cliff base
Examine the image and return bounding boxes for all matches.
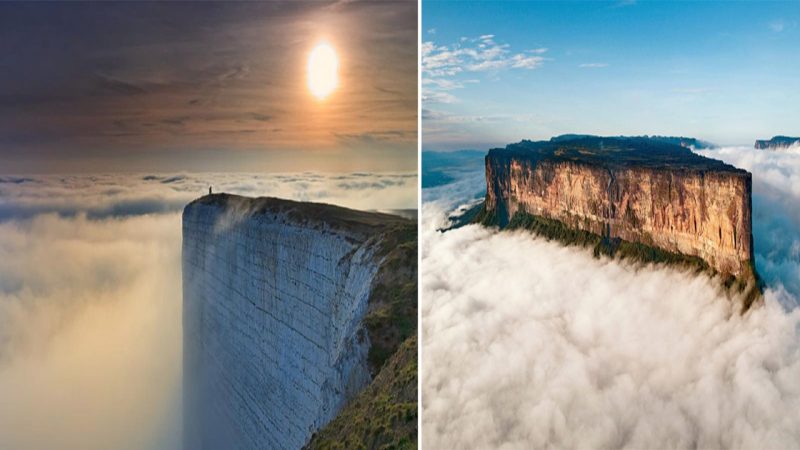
[183,193,417,449]
[469,205,762,310]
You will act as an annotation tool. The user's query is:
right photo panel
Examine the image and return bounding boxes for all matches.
[421,1,800,449]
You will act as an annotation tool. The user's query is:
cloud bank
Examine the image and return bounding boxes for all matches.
[0,172,415,450]
[0,171,417,220]
[0,212,183,450]
[421,147,800,449]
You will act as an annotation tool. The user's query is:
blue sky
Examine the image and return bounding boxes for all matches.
[422,1,800,150]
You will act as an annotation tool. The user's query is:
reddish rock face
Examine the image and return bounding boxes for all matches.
[484,139,754,279]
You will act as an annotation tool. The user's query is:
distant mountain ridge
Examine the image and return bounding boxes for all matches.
[421,149,486,188]
[754,136,800,150]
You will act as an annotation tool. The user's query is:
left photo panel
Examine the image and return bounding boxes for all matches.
[0,2,418,450]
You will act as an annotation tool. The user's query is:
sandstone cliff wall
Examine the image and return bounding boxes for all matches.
[183,196,384,450]
[485,155,753,278]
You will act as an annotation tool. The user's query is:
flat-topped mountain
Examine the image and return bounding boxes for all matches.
[183,194,417,449]
[474,136,759,305]
[755,136,800,150]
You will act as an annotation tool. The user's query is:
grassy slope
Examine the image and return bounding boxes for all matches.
[363,223,418,374]
[305,336,417,450]
[306,222,418,450]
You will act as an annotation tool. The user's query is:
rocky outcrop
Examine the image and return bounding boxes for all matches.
[182,194,414,450]
[755,136,800,150]
[480,137,755,281]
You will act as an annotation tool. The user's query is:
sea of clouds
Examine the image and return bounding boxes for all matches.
[0,171,416,450]
[421,147,800,449]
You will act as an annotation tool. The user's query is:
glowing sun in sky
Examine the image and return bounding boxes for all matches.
[307,43,339,100]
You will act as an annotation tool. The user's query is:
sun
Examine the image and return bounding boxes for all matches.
[307,43,339,100]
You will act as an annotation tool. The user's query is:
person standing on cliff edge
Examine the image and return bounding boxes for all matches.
[209,186,212,195]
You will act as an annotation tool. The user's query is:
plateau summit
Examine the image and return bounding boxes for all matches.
[471,136,760,306]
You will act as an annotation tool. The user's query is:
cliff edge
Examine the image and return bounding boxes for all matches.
[474,136,759,304]
[183,194,417,449]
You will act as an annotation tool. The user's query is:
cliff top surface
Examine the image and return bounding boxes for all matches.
[758,135,800,141]
[186,193,411,236]
[489,136,746,174]
[550,134,715,149]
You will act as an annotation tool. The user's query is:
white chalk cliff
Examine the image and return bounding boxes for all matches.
[182,194,408,450]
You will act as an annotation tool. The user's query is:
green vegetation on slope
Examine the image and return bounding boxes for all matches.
[506,211,711,270]
[473,202,499,227]
[306,221,418,450]
[364,222,417,374]
[305,336,418,450]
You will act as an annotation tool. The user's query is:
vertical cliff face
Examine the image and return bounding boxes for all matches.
[482,137,755,280]
[183,194,411,450]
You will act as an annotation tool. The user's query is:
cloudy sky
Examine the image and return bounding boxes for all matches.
[0,1,417,173]
[422,1,800,150]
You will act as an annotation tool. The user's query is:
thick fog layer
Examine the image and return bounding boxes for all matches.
[421,147,800,449]
[0,172,415,450]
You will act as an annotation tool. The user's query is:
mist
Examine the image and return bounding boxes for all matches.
[0,171,415,450]
[421,147,800,449]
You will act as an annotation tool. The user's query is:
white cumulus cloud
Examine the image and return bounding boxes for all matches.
[422,35,547,105]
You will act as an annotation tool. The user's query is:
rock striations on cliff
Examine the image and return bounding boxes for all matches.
[754,136,800,150]
[183,194,417,450]
[474,136,759,303]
